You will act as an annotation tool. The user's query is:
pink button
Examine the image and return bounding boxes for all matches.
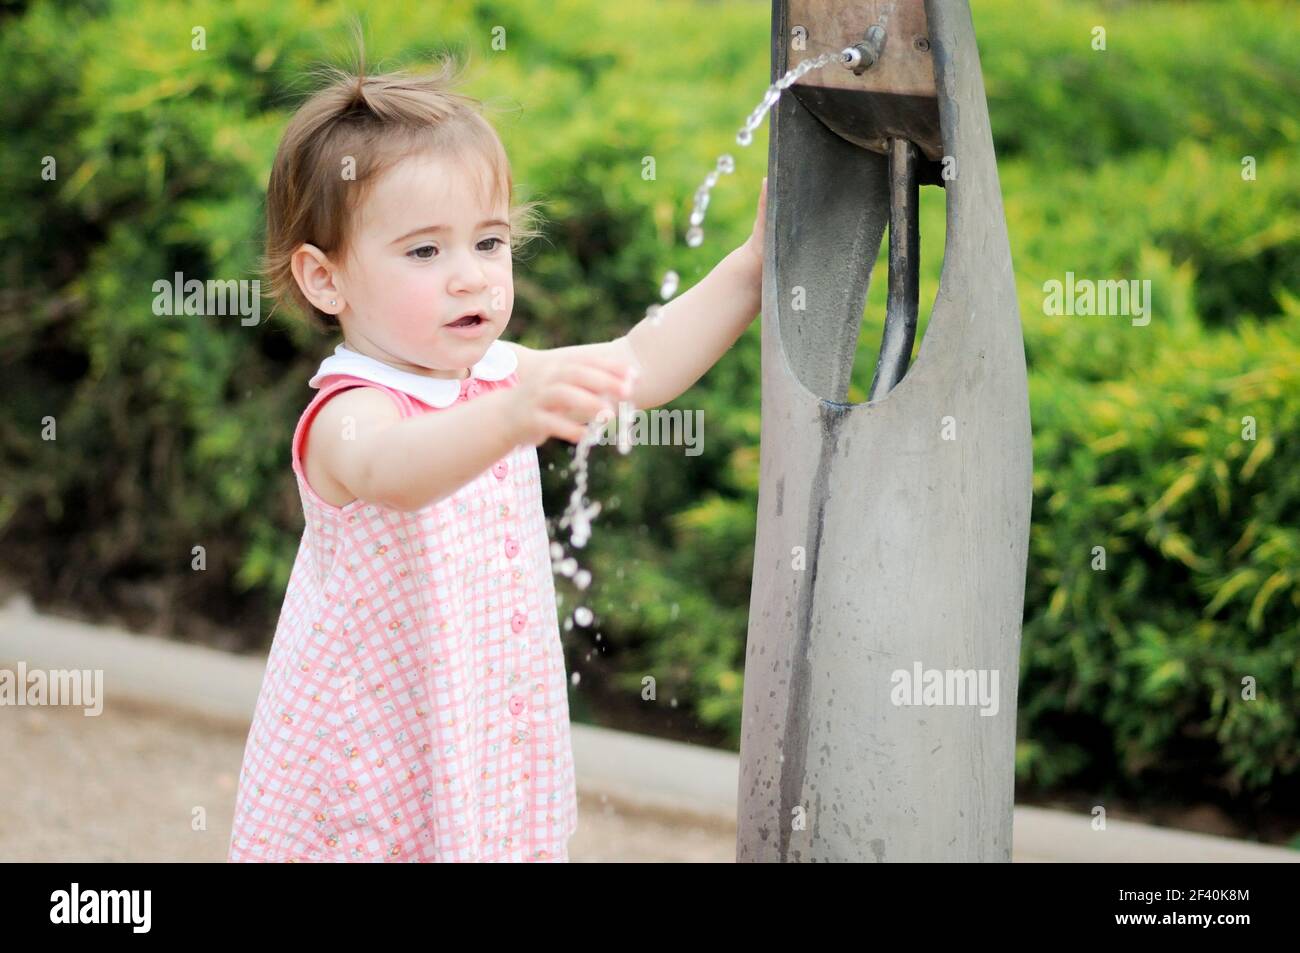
[492,461,509,480]
[510,611,527,633]
[508,694,526,717]
[504,537,519,558]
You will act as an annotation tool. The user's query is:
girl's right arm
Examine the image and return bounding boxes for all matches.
[307,352,634,513]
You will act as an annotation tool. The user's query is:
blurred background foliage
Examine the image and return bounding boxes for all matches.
[1,0,1297,817]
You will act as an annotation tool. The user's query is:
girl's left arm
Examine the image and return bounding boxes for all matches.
[505,177,766,411]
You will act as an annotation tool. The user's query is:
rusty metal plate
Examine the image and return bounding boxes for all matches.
[786,0,936,97]
[781,0,942,159]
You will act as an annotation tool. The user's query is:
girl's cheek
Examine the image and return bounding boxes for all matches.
[390,274,445,338]
[391,300,434,339]
[489,265,514,315]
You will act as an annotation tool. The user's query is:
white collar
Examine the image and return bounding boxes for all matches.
[309,339,518,409]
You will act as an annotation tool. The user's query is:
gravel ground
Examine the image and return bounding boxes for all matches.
[0,691,734,863]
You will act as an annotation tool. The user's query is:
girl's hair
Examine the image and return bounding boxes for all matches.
[263,50,544,332]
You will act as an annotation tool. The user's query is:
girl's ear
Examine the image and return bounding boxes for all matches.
[291,243,345,316]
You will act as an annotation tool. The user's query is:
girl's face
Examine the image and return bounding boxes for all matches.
[333,152,515,378]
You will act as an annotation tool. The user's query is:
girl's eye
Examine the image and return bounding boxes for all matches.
[408,239,504,262]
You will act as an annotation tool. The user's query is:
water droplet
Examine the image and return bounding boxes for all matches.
[646,303,663,324]
[736,128,753,147]
[574,569,591,590]
[717,154,735,174]
[689,208,705,228]
[550,542,564,560]
[659,270,679,300]
[574,606,594,627]
[559,557,577,576]
[571,671,581,687]
[686,226,704,247]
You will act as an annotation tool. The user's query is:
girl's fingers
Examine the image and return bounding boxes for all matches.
[546,383,614,425]
[543,412,587,444]
[566,364,634,400]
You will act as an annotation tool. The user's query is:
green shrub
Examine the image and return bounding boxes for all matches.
[1022,273,1300,795]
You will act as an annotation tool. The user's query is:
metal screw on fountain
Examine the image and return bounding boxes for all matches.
[841,23,887,75]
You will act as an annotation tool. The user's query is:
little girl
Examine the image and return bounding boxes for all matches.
[227,54,766,863]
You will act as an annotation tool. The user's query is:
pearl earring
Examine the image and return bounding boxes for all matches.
[329,299,337,307]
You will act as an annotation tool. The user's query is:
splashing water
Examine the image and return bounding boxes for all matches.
[549,50,844,646]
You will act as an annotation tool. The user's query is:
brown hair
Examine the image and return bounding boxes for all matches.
[263,50,544,332]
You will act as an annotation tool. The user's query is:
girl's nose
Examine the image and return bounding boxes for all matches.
[448,249,489,291]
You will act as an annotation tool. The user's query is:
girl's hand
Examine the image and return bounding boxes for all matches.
[508,351,636,446]
[740,176,768,273]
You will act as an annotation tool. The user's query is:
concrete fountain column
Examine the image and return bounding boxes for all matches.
[736,0,1032,862]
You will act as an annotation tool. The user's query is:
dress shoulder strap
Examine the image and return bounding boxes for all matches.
[291,376,419,490]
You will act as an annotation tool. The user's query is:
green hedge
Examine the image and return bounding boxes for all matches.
[1,0,1297,809]
[1022,280,1300,795]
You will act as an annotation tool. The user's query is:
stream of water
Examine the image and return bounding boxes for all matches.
[549,47,847,660]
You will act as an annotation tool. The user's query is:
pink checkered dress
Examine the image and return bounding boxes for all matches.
[228,341,579,862]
